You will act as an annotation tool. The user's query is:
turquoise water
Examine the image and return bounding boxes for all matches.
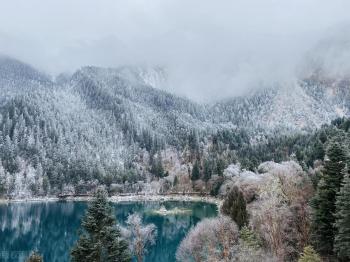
[0,201,217,262]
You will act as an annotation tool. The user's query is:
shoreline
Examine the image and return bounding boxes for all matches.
[0,194,222,210]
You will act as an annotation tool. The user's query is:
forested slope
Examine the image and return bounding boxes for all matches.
[0,56,349,198]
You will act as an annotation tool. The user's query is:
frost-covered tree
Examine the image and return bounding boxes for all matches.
[250,174,301,261]
[176,216,239,262]
[122,214,157,262]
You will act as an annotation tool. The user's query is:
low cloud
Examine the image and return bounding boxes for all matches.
[0,0,350,101]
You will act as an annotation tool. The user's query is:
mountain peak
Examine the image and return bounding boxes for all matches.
[0,55,50,83]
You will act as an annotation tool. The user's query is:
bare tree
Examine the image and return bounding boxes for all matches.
[122,214,157,262]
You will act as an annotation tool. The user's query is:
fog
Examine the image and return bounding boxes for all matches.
[0,0,350,101]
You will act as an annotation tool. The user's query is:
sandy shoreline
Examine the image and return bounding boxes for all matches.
[0,194,222,209]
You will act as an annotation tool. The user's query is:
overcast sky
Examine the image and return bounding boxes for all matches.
[0,0,350,101]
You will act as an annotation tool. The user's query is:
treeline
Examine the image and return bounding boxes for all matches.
[177,118,349,197]
[0,93,131,197]
[1,76,350,199]
[0,85,210,197]
[210,117,350,171]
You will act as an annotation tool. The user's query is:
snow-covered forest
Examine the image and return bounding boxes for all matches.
[0,56,349,199]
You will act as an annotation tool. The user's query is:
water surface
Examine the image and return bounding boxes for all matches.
[0,201,217,262]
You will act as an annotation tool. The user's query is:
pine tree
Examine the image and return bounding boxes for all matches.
[0,160,7,196]
[311,141,347,255]
[221,186,248,228]
[216,158,225,176]
[71,188,131,262]
[191,161,200,181]
[203,159,212,182]
[310,178,334,255]
[26,251,43,262]
[156,154,165,178]
[334,173,350,260]
[239,226,261,249]
[323,141,346,190]
[188,130,199,151]
[173,175,178,187]
[298,246,321,262]
[150,154,165,178]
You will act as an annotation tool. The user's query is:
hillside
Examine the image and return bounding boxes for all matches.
[0,56,349,198]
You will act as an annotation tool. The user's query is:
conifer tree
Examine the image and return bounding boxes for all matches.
[156,154,165,178]
[188,130,199,151]
[334,173,350,261]
[173,175,178,187]
[239,226,261,249]
[71,188,131,262]
[311,141,347,256]
[150,154,165,178]
[221,186,248,228]
[216,158,225,176]
[191,161,200,181]
[203,159,212,182]
[0,161,7,196]
[298,246,321,262]
[310,178,334,255]
[323,141,347,190]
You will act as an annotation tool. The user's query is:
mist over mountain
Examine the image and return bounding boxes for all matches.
[2,0,350,101]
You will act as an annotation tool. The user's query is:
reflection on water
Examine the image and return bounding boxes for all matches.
[0,201,217,262]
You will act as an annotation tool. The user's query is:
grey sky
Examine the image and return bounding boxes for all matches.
[0,0,350,101]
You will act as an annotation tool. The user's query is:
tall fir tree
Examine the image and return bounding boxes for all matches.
[150,153,165,178]
[191,161,200,181]
[323,142,347,190]
[203,159,212,182]
[71,188,131,262]
[311,178,334,255]
[156,154,165,178]
[334,172,350,261]
[311,141,347,256]
[221,186,248,228]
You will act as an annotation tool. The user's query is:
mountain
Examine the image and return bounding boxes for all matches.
[211,77,350,132]
[70,65,213,145]
[0,56,349,198]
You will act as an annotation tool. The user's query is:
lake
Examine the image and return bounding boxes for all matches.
[0,201,218,262]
